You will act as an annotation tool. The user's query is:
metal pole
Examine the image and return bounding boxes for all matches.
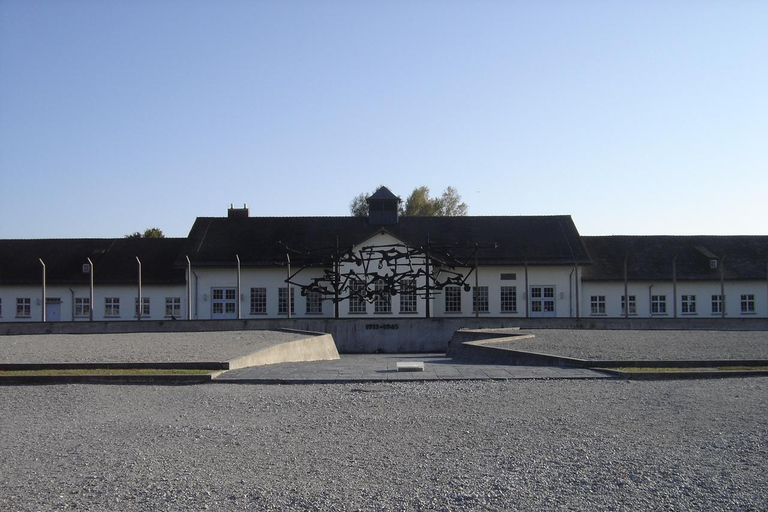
[333,238,340,319]
[136,256,142,321]
[186,255,192,320]
[87,258,94,322]
[720,256,727,319]
[236,254,241,320]
[424,235,431,319]
[474,250,479,318]
[524,261,529,318]
[39,259,46,322]
[672,255,677,319]
[286,253,292,319]
[623,255,629,319]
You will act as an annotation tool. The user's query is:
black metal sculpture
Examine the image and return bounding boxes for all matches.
[282,241,486,305]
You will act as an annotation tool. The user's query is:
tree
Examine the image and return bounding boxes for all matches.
[435,186,468,216]
[403,186,468,216]
[125,228,165,239]
[403,186,439,216]
[349,192,369,218]
[350,185,468,217]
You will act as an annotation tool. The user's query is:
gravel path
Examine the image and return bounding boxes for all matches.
[0,331,310,364]
[1,378,766,511]
[497,330,768,361]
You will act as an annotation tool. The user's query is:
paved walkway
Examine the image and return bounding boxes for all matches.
[215,353,611,383]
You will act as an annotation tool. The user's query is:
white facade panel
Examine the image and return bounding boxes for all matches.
[582,280,768,318]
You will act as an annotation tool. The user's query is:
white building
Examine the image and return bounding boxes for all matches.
[1,188,767,323]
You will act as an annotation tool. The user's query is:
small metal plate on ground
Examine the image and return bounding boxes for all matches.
[396,361,425,372]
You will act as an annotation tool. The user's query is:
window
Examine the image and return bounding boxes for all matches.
[500,273,516,281]
[399,279,417,314]
[212,288,237,317]
[75,298,90,317]
[590,296,606,315]
[374,280,391,314]
[473,286,489,313]
[621,295,636,315]
[16,298,31,318]
[711,295,723,314]
[445,286,462,313]
[278,287,295,315]
[710,259,718,269]
[105,297,120,317]
[250,288,267,314]
[306,290,323,314]
[348,280,367,314]
[500,286,517,313]
[135,297,150,317]
[0,298,2,317]
[165,297,181,318]
[651,295,666,315]
[681,295,696,314]
[741,294,755,314]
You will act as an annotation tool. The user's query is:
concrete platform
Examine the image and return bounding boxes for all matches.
[214,354,611,383]
[0,329,340,370]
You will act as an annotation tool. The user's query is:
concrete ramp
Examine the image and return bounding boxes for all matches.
[227,331,339,370]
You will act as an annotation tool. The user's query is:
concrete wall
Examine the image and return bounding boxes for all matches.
[4,316,768,353]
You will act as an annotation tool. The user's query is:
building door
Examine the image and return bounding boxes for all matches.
[211,287,237,319]
[45,298,62,321]
[529,286,556,317]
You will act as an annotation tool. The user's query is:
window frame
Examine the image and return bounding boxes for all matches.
[621,295,636,316]
[373,280,391,314]
[75,297,91,317]
[135,297,151,317]
[278,287,295,315]
[305,290,323,315]
[444,286,462,313]
[681,294,696,315]
[711,294,723,315]
[249,287,267,315]
[348,280,367,314]
[16,298,31,318]
[500,286,517,313]
[104,297,120,317]
[165,297,181,318]
[472,286,489,313]
[741,294,756,314]
[651,295,667,315]
[590,295,606,315]
[399,279,417,314]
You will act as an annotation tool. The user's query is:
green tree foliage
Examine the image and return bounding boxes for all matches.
[404,186,468,216]
[350,186,469,217]
[125,228,165,239]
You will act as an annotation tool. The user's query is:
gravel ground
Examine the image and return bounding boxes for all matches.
[1,378,766,511]
[497,330,768,361]
[0,331,310,364]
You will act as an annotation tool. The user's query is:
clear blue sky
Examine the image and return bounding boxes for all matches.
[1,0,766,239]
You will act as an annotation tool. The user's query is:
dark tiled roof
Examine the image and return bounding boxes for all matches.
[367,186,400,201]
[0,238,187,286]
[179,215,590,267]
[582,236,768,281]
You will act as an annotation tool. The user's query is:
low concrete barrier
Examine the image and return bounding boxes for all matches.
[4,317,768,353]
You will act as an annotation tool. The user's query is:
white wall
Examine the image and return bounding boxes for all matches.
[582,280,768,318]
[0,284,187,322]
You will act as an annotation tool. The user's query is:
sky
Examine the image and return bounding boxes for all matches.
[1,0,766,239]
